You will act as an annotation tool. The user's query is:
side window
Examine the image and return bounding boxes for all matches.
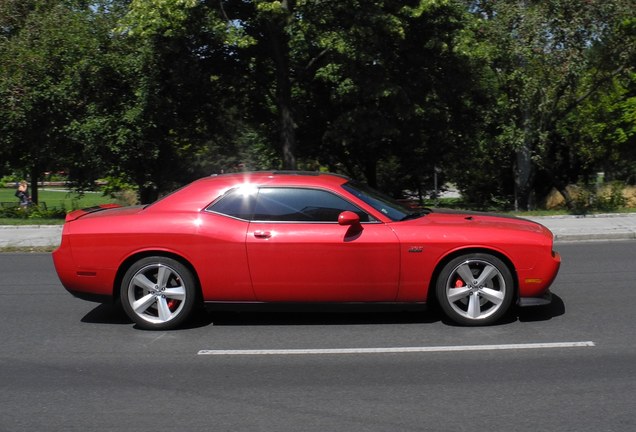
[253,188,370,222]
[206,188,256,220]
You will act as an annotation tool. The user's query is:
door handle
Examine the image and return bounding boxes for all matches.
[253,230,272,239]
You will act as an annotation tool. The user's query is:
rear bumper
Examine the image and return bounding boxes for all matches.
[53,236,115,302]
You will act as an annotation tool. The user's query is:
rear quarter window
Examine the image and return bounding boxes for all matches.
[206,189,256,220]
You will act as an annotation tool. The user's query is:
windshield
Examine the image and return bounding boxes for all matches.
[342,182,427,222]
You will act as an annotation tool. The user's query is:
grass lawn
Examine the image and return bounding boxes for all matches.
[1,187,116,210]
[0,218,65,225]
[1,187,117,225]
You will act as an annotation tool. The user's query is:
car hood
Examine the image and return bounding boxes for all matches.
[410,208,552,237]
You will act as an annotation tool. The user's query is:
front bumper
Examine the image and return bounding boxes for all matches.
[518,290,552,307]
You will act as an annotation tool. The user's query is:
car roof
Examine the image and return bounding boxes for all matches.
[146,171,353,212]
[197,171,351,188]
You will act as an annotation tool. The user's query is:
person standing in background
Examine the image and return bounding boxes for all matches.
[15,180,31,208]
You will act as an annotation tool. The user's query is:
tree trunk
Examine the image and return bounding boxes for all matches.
[29,166,39,205]
[138,184,158,205]
[514,141,534,211]
[279,98,296,170]
[267,1,297,170]
[364,160,378,189]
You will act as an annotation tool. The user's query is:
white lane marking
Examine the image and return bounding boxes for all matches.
[198,341,595,356]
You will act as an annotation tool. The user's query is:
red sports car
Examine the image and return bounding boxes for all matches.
[53,171,560,330]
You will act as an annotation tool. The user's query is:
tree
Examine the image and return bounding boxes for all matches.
[0,0,37,39]
[120,0,485,195]
[108,0,247,202]
[0,1,106,203]
[561,71,636,186]
[297,1,488,196]
[466,0,636,210]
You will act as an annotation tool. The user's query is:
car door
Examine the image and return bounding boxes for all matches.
[246,187,400,302]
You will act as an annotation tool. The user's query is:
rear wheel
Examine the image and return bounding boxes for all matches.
[120,256,197,330]
[436,253,514,326]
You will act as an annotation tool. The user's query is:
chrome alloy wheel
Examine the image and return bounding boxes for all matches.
[436,253,513,325]
[128,263,186,324]
[121,257,196,330]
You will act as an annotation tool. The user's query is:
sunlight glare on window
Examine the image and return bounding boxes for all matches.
[236,183,258,197]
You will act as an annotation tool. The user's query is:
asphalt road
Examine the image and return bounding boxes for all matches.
[1,242,636,432]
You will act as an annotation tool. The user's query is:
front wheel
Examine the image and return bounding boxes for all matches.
[436,253,514,326]
[120,256,197,330]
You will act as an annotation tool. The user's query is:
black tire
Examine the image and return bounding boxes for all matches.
[120,256,197,330]
[436,253,514,326]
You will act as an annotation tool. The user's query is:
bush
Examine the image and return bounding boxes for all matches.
[596,181,627,212]
[26,205,67,219]
[0,174,21,186]
[0,204,65,219]
[545,181,631,214]
[554,181,628,214]
[113,189,139,206]
[0,206,22,218]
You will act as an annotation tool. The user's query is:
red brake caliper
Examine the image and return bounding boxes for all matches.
[166,278,180,311]
[455,278,464,288]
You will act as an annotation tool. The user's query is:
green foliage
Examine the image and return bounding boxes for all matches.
[596,182,628,212]
[100,176,137,197]
[562,72,636,184]
[561,181,628,215]
[119,0,198,37]
[463,0,636,210]
[0,0,120,202]
[1,0,635,211]
[1,175,21,184]
[0,204,66,219]
[290,0,487,193]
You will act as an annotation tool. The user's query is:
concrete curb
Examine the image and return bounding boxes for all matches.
[527,213,636,243]
[0,225,63,249]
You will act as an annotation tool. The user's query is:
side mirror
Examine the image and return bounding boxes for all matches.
[338,211,360,226]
